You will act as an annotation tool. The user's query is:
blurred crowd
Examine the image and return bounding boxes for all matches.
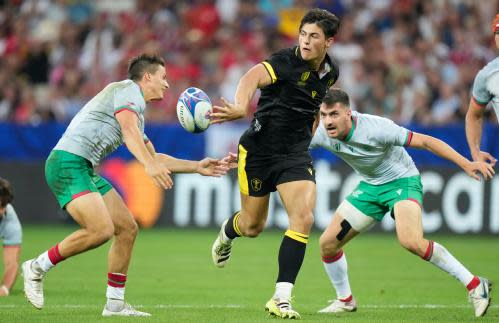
[0,0,497,125]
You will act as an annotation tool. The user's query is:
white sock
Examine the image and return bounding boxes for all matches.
[323,250,352,299]
[106,285,125,300]
[273,282,293,301]
[106,298,125,311]
[34,251,55,273]
[427,241,474,287]
[220,225,232,244]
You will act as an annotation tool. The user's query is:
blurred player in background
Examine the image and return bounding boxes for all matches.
[22,53,228,316]
[466,13,499,167]
[211,8,339,319]
[312,89,494,318]
[0,177,22,297]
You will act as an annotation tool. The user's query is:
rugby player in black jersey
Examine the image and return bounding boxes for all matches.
[210,8,340,319]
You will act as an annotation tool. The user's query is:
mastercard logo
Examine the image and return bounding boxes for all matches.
[98,158,164,228]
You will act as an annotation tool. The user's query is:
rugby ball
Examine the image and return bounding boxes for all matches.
[176,87,212,133]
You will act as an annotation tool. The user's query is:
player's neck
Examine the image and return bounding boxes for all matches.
[340,118,353,141]
[309,53,327,71]
[136,81,152,102]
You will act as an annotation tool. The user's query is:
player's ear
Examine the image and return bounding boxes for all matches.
[325,37,334,48]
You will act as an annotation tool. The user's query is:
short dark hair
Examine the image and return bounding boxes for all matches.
[299,8,340,38]
[0,177,13,207]
[127,53,165,81]
[323,88,350,107]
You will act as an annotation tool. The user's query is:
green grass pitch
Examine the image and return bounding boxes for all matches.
[1,226,498,322]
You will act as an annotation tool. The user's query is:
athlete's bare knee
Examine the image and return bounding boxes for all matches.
[116,217,139,239]
[302,212,314,229]
[290,211,314,231]
[243,222,265,237]
[89,224,114,246]
[319,233,341,256]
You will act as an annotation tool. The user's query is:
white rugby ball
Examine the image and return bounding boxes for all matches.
[176,87,212,133]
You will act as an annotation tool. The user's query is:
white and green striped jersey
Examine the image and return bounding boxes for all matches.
[54,80,148,165]
[310,111,419,185]
[472,57,499,119]
[0,204,22,246]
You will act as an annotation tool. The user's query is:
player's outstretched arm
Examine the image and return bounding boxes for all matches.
[0,245,21,296]
[210,64,272,124]
[116,111,173,189]
[465,99,496,165]
[409,132,495,181]
[156,154,229,177]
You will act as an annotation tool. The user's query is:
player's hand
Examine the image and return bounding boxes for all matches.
[221,152,238,169]
[464,161,495,181]
[0,285,9,296]
[145,158,173,189]
[210,98,246,124]
[196,158,229,177]
[473,151,497,167]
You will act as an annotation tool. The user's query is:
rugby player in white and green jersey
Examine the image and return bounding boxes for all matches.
[0,177,22,297]
[310,89,495,318]
[466,13,499,168]
[21,54,229,317]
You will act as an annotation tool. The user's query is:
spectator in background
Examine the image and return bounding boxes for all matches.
[0,177,22,297]
[0,0,498,125]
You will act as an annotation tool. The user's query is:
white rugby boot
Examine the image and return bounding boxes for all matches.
[211,219,233,268]
[318,296,357,313]
[468,277,492,317]
[21,259,45,309]
[102,300,151,317]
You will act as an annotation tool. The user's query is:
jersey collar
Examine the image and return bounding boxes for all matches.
[344,116,357,142]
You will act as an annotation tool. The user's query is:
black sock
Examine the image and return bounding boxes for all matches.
[276,230,308,284]
[224,211,242,239]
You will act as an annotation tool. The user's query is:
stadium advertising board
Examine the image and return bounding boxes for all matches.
[2,160,497,234]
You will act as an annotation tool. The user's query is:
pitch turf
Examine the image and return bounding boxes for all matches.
[1,226,498,322]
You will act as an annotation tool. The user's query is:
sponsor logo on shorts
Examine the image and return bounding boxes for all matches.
[396,189,402,196]
[312,90,317,98]
[251,178,262,192]
[351,190,363,198]
[307,167,313,176]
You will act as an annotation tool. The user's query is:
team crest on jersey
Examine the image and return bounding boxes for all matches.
[312,91,317,98]
[251,178,262,192]
[301,71,310,82]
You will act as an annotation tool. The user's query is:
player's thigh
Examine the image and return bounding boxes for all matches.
[239,192,270,228]
[102,188,138,235]
[277,180,316,218]
[393,200,424,244]
[66,192,113,232]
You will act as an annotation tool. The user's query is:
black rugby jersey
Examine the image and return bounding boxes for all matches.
[240,46,339,156]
